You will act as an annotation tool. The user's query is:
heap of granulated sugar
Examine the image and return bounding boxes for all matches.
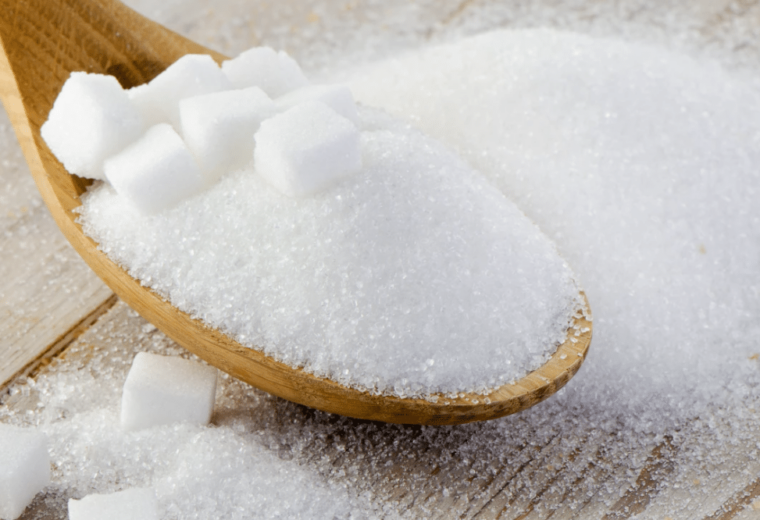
[349,28,760,426]
[78,106,581,398]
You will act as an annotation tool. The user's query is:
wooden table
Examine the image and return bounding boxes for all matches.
[3,0,760,518]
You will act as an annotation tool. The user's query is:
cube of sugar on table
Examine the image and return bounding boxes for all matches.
[222,46,308,98]
[41,72,143,180]
[128,54,231,128]
[0,424,50,520]
[180,87,276,180]
[104,124,206,215]
[68,488,158,520]
[275,84,359,125]
[121,352,217,431]
[254,101,362,197]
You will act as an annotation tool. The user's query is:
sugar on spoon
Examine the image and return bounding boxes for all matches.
[0,0,591,425]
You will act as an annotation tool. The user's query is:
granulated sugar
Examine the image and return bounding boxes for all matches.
[78,107,581,398]
[0,306,382,519]
[349,28,760,426]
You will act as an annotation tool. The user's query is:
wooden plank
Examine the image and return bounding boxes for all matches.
[0,107,114,387]
[704,477,760,520]
[498,432,615,520]
[468,433,574,519]
[0,294,118,393]
[600,437,678,520]
[0,205,114,385]
[642,415,760,520]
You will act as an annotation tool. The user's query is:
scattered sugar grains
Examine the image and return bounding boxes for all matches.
[0,312,374,520]
[349,28,760,424]
[79,105,581,398]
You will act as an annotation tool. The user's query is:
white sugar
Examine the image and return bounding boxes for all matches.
[222,46,309,98]
[41,73,143,181]
[348,28,760,424]
[0,424,50,520]
[68,488,158,520]
[120,352,217,431]
[180,87,276,179]
[79,105,580,398]
[129,54,231,129]
[253,101,362,197]
[104,124,206,215]
[275,84,359,125]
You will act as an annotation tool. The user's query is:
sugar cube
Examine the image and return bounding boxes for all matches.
[180,87,276,180]
[253,101,362,197]
[68,488,158,520]
[128,54,231,128]
[275,84,359,125]
[0,424,50,520]
[104,124,206,215]
[222,47,308,98]
[120,352,217,431]
[41,72,143,180]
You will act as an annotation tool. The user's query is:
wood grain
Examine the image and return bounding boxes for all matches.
[0,0,592,425]
[0,113,113,387]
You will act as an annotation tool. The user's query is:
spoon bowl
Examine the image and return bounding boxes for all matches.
[0,0,591,425]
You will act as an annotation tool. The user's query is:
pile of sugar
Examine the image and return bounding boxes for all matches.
[348,28,760,425]
[78,107,581,398]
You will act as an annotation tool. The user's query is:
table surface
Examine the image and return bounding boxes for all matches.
[3,0,760,518]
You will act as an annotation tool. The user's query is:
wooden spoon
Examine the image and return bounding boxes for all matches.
[0,0,591,425]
